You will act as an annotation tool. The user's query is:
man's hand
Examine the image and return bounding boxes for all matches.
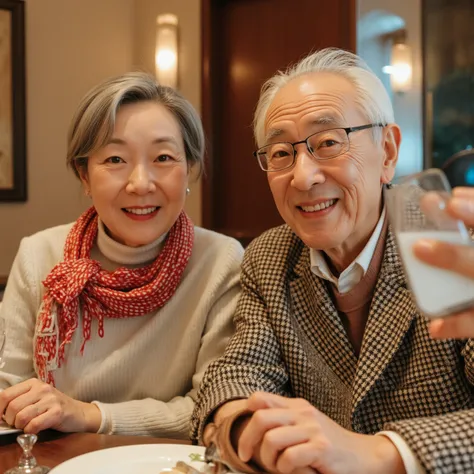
[414,187,474,339]
[0,378,101,434]
[237,392,405,474]
[203,398,249,446]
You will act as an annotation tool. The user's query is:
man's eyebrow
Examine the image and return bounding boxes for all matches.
[309,115,341,127]
[265,128,284,142]
[264,116,342,143]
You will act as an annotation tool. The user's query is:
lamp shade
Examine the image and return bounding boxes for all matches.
[389,43,412,93]
[155,14,178,88]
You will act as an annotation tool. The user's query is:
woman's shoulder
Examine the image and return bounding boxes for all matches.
[7,223,75,300]
[189,227,244,269]
[18,223,75,265]
[22,223,74,248]
[182,227,243,294]
[193,227,244,254]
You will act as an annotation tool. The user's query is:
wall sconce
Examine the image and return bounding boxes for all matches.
[155,14,178,89]
[382,42,412,94]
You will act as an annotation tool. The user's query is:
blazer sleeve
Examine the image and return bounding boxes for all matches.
[190,245,291,442]
[383,338,474,473]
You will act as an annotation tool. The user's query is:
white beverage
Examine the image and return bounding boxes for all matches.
[396,231,474,318]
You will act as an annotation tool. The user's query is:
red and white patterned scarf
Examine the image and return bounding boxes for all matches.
[34,206,194,384]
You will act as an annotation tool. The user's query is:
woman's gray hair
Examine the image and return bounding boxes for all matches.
[253,48,394,147]
[67,72,205,178]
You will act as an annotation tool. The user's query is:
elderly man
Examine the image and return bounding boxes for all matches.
[191,48,474,474]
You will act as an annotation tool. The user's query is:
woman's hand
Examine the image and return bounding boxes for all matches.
[414,187,474,339]
[237,392,404,474]
[0,378,101,434]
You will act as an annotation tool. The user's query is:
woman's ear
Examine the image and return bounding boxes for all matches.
[77,165,91,196]
[381,124,402,184]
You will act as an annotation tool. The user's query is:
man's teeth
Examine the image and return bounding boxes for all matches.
[124,207,158,215]
[300,199,336,212]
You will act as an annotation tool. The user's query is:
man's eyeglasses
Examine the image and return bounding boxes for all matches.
[253,123,386,172]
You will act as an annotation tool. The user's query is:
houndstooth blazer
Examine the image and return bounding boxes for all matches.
[191,222,474,473]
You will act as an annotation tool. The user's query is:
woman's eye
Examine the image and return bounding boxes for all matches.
[105,156,124,164]
[156,154,174,162]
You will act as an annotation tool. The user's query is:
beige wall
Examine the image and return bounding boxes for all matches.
[357,0,423,177]
[134,0,202,225]
[0,0,202,275]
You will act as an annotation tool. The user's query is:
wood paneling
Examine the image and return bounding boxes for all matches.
[202,0,356,244]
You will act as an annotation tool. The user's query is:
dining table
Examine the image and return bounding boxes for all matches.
[0,429,192,471]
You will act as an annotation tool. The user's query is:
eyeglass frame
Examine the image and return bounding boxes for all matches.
[253,123,386,172]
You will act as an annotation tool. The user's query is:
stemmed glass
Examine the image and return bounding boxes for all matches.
[4,434,50,473]
[0,317,50,473]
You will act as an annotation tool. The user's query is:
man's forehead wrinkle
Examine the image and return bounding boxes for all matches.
[266,95,348,128]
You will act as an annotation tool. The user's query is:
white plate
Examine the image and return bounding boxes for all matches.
[0,420,21,435]
[49,444,208,474]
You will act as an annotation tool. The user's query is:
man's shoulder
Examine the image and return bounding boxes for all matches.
[248,224,303,254]
[243,224,306,274]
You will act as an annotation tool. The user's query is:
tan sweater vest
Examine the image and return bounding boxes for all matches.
[329,217,389,356]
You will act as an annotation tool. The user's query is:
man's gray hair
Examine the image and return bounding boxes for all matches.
[67,72,205,178]
[253,48,394,147]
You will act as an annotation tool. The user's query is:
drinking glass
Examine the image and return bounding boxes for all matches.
[4,434,50,474]
[386,168,474,318]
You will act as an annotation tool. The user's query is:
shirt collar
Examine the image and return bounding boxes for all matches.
[310,208,386,288]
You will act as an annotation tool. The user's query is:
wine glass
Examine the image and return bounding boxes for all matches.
[5,434,50,473]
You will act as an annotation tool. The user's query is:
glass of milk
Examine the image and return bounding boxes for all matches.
[387,168,474,318]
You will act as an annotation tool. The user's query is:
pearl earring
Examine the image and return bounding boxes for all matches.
[186,188,190,195]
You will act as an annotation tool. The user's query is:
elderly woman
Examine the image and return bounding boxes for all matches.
[191,49,474,473]
[0,73,243,439]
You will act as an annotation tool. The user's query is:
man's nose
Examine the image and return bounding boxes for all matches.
[291,145,325,190]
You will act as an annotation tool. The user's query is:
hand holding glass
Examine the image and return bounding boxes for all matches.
[386,168,474,318]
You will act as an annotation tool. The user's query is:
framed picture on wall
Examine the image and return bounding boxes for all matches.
[0,0,26,201]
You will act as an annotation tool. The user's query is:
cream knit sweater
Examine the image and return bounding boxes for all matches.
[0,221,243,439]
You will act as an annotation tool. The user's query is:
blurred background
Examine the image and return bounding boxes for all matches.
[0,0,473,290]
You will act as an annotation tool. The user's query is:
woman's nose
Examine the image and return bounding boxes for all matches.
[126,164,156,194]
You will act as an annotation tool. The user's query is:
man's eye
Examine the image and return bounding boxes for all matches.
[271,150,291,159]
[105,156,124,164]
[319,139,338,148]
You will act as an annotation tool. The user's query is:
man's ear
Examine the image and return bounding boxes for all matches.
[381,123,401,184]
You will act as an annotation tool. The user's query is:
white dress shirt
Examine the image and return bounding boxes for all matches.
[310,209,425,473]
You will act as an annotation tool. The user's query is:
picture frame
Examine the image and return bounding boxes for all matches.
[0,0,26,201]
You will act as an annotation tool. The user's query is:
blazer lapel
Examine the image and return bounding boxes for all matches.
[352,226,417,410]
[290,246,357,388]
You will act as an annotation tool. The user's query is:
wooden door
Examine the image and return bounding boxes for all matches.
[202,0,356,246]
